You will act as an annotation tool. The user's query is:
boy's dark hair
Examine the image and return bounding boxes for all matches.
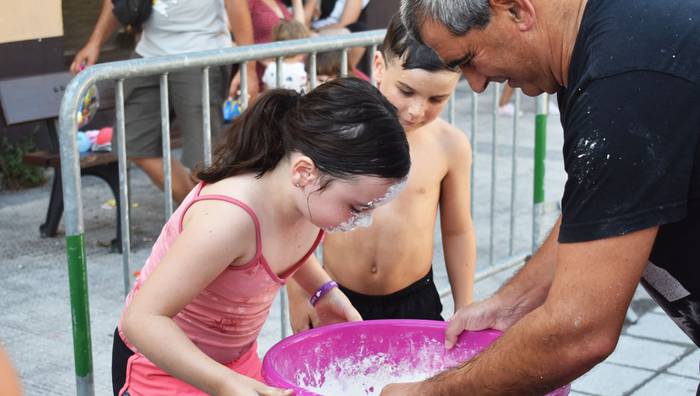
[380,13,458,73]
[198,77,410,183]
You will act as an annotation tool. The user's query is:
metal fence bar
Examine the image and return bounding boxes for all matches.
[533,94,549,250]
[240,61,249,111]
[448,94,455,124]
[369,44,377,86]
[509,90,520,255]
[275,57,283,88]
[159,74,174,219]
[340,48,348,77]
[309,52,318,90]
[470,90,478,216]
[116,80,132,297]
[489,86,500,265]
[202,67,212,167]
[439,253,528,299]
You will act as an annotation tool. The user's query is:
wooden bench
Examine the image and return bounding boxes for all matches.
[0,71,122,248]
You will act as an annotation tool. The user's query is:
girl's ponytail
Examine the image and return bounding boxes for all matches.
[198,89,300,182]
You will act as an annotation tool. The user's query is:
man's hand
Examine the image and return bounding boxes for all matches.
[445,296,523,349]
[380,381,424,396]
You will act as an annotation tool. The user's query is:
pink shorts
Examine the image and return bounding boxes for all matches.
[118,342,263,396]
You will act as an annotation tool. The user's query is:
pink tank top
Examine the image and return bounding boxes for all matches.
[119,182,324,364]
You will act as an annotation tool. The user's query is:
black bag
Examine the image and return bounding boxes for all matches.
[112,0,153,32]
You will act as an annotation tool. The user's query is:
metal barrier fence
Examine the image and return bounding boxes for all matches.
[57,30,551,395]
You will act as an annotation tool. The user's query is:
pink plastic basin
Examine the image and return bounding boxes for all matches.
[262,319,570,395]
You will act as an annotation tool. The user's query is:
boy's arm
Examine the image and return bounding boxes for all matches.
[69,0,120,74]
[225,0,259,99]
[440,128,476,310]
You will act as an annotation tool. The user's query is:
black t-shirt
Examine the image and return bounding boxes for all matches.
[558,0,700,345]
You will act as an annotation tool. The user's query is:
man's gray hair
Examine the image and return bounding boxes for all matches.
[400,0,491,42]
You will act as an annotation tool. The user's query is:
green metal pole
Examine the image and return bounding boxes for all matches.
[66,234,93,382]
[532,94,548,251]
[59,77,95,395]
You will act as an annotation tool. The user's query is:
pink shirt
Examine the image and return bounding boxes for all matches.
[118,182,323,365]
[249,0,293,88]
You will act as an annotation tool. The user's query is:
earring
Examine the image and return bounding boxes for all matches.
[295,183,301,188]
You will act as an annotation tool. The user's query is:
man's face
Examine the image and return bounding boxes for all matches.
[419,10,559,96]
[374,53,460,132]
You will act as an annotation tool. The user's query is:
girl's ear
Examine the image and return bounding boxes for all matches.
[373,50,386,87]
[290,154,319,188]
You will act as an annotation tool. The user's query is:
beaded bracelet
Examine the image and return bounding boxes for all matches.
[309,280,338,306]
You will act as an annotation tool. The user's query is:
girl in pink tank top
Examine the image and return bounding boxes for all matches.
[113,78,411,396]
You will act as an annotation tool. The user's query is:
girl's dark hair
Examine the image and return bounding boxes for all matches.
[380,13,458,73]
[198,77,410,183]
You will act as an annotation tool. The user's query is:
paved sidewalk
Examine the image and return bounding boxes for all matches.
[0,83,696,395]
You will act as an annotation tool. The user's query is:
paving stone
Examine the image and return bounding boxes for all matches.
[625,313,694,346]
[606,335,687,370]
[632,373,697,395]
[668,349,700,379]
[571,363,654,395]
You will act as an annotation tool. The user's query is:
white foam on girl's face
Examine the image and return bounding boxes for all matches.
[293,337,470,395]
[323,178,408,233]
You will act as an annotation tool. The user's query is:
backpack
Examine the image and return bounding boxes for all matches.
[112,0,153,33]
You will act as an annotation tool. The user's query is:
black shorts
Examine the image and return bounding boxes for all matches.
[338,268,444,321]
[112,328,134,396]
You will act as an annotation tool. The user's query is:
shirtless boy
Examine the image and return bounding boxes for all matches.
[288,14,475,330]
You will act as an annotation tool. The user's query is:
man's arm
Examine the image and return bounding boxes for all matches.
[69,0,120,74]
[442,216,561,348]
[225,0,259,99]
[384,226,657,396]
[440,130,476,309]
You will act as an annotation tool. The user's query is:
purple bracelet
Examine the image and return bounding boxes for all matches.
[309,280,338,306]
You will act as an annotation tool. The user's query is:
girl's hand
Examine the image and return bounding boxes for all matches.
[289,297,319,334]
[313,288,362,327]
[220,375,294,396]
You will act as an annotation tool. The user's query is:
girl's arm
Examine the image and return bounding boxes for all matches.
[290,0,307,26]
[439,128,476,311]
[291,254,362,326]
[301,0,318,28]
[225,0,260,100]
[70,0,120,74]
[121,200,287,395]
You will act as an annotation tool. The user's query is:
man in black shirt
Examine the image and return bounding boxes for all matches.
[379,0,700,394]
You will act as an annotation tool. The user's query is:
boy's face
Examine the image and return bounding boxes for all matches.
[374,51,460,133]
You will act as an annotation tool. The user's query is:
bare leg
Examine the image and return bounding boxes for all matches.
[0,346,22,396]
[349,46,366,71]
[499,85,514,108]
[131,157,195,203]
